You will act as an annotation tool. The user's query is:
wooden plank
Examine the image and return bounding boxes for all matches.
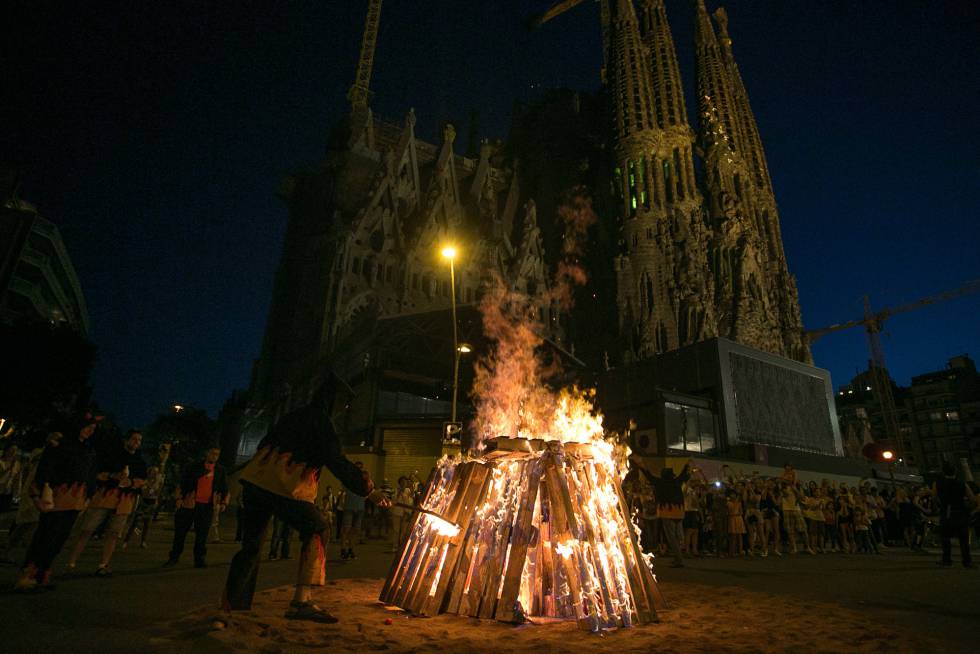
[494,460,543,620]
[419,464,492,616]
[476,462,526,619]
[443,469,493,614]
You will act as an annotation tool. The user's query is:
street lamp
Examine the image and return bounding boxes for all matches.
[452,343,473,429]
[441,245,460,422]
[882,450,896,488]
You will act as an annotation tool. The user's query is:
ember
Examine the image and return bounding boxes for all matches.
[380,190,664,630]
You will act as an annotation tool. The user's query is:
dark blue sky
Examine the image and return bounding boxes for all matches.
[4,1,979,428]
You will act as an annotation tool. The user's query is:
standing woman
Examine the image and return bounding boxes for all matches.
[837,490,855,553]
[727,488,746,557]
[682,479,702,557]
[761,481,781,556]
[744,480,765,556]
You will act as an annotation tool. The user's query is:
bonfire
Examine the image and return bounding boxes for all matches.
[379,191,665,630]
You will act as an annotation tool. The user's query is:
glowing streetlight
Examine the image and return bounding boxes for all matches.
[457,343,472,354]
[441,246,457,260]
[173,404,184,413]
[882,450,894,460]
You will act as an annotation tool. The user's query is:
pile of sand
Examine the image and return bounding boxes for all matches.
[160,577,943,653]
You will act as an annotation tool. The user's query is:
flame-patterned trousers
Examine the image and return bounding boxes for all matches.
[223,481,329,610]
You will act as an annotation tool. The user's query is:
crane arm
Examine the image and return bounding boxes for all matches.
[879,280,980,321]
[804,279,980,344]
[527,0,589,30]
[348,0,383,111]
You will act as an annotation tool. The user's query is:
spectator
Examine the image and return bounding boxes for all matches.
[932,462,975,569]
[65,429,147,576]
[124,464,163,549]
[14,411,101,592]
[780,482,811,554]
[726,488,746,557]
[340,462,368,560]
[164,446,228,568]
[634,460,691,568]
[3,432,62,564]
[0,443,23,513]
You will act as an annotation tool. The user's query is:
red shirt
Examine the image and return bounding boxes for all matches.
[195,463,215,504]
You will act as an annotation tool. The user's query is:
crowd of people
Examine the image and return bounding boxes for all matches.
[3,386,976,626]
[625,460,978,569]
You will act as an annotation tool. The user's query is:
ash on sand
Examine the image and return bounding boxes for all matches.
[162,578,944,654]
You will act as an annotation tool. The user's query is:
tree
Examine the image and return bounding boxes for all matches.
[0,319,96,434]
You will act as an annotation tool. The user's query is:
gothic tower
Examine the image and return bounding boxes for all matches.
[610,0,716,360]
[693,0,808,361]
[711,6,809,362]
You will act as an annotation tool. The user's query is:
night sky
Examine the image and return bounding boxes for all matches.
[3,1,979,429]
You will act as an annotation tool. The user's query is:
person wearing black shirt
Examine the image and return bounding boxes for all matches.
[933,463,975,568]
[14,412,101,591]
[224,373,389,623]
[66,429,147,576]
[165,447,228,568]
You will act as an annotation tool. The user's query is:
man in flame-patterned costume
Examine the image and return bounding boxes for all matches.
[14,411,102,591]
[224,373,390,623]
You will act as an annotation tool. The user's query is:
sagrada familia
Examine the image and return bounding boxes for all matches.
[246,0,812,436]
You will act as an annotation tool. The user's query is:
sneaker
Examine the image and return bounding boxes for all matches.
[139,542,148,549]
[95,565,112,578]
[761,551,768,558]
[773,550,782,557]
[285,601,339,624]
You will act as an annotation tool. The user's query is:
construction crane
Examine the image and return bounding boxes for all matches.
[347,0,383,113]
[805,280,980,465]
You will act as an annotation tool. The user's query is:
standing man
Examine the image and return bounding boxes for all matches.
[66,429,147,576]
[632,458,691,568]
[165,446,227,568]
[933,462,975,568]
[224,373,389,623]
[340,462,367,560]
[14,412,101,591]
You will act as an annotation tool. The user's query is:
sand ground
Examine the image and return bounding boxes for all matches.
[160,576,948,654]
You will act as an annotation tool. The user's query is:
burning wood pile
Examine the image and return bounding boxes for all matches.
[381,191,664,629]
[379,430,666,629]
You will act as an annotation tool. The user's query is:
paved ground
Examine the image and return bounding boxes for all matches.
[0,517,976,653]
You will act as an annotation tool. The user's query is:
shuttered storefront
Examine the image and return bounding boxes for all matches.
[381,426,443,485]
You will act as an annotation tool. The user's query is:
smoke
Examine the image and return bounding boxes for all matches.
[471,187,597,449]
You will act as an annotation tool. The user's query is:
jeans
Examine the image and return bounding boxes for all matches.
[660,518,683,565]
[170,502,214,564]
[22,510,79,580]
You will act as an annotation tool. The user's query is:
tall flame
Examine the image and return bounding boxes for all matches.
[471,188,598,449]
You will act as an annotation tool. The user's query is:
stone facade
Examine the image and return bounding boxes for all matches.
[611,0,808,364]
[248,0,812,434]
[250,109,554,421]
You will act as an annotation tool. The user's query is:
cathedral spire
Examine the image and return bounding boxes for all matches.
[712,7,773,195]
[608,0,658,147]
[639,0,688,129]
[694,0,741,154]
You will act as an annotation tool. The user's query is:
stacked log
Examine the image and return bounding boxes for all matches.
[379,439,665,630]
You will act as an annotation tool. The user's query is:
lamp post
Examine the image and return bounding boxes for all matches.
[882,450,896,488]
[441,245,460,422]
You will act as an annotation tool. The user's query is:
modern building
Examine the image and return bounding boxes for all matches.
[907,355,980,474]
[0,193,88,335]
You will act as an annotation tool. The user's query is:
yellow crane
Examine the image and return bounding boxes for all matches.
[527,0,611,79]
[805,280,980,465]
[348,0,383,113]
